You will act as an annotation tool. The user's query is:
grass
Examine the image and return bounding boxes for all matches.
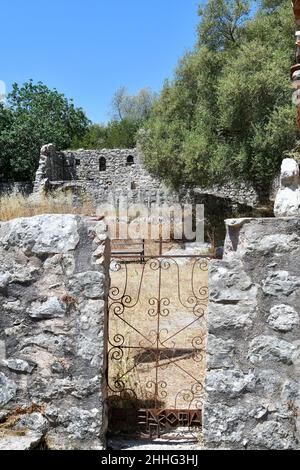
[0,192,94,221]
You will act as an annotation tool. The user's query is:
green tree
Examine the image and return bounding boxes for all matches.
[140,0,297,197]
[111,87,156,122]
[73,119,140,149]
[75,87,156,150]
[198,0,250,50]
[0,80,90,181]
[105,119,140,148]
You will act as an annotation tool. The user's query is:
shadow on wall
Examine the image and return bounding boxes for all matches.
[194,194,274,250]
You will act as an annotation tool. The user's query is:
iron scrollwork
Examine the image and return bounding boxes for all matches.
[108,245,210,437]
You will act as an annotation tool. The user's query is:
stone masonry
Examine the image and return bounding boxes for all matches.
[0,215,110,450]
[33,144,262,209]
[203,218,300,450]
[274,158,300,217]
[33,144,179,208]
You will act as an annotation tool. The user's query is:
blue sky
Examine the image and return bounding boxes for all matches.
[1,0,202,123]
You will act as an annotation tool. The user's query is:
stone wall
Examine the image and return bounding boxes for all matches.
[204,218,300,450]
[0,214,110,450]
[33,145,177,207]
[33,144,263,209]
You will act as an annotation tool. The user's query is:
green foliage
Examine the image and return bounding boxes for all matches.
[105,119,141,148]
[72,119,141,149]
[0,80,90,181]
[198,0,250,50]
[71,124,107,149]
[140,0,298,195]
[74,87,156,150]
[111,87,156,122]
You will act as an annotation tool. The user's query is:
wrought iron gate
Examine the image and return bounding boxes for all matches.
[107,240,211,438]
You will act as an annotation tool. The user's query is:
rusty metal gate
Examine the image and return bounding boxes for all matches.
[107,239,211,438]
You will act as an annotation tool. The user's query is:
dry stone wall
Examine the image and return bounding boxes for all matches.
[0,214,110,450]
[34,145,178,207]
[203,218,300,450]
[33,144,262,208]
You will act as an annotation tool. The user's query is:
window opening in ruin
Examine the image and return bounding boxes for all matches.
[76,159,81,166]
[99,157,107,172]
[126,155,134,166]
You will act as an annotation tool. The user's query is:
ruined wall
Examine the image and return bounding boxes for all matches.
[0,215,110,450]
[204,218,300,450]
[33,144,262,209]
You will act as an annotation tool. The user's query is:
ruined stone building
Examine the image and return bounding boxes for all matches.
[32,144,263,211]
[33,144,177,208]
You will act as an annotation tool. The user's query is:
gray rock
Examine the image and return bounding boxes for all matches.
[0,273,10,291]
[0,373,17,405]
[248,336,296,366]
[247,234,300,254]
[0,214,80,255]
[0,254,39,285]
[250,406,269,420]
[203,403,250,447]
[209,261,257,303]
[207,303,255,331]
[267,305,299,332]
[2,358,36,374]
[0,432,44,450]
[257,369,284,395]
[274,187,300,218]
[28,297,66,319]
[20,333,69,355]
[14,413,49,435]
[0,215,109,450]
[280,158,299,186]
[205,369,257,398]
[274,158,300,218]
[63,407,102,440]
[281,380,300,402]
[69,271,105,299]
[51,362,65,374]
[206,336,235,369]
[251,420,298,450]
[41,143,56,156]
[262,271,300,297]
[44,405,59,424]
[204,217,300,450]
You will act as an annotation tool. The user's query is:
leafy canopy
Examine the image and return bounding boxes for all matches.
[73,87,156,150]
[140,0,297,195]
[0,80,90,181]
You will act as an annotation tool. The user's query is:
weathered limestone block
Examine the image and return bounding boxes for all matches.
[267,305,299,332]
[204,218,300,450]
[274,158,300,217]
[262,271,300,297]
[248,336,297,366]
[0,373,17,405]
[0,215,110,450]
[206,369,257,398]
[2,358,36,374]
[0,214,80,255]
[28,297,67,320]
[206,336,235,369]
